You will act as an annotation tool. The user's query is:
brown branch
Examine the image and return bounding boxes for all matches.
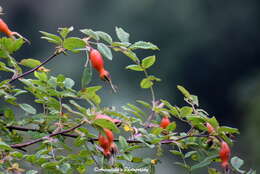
[6,125,78,138]
[8,49,63,84]
[7,126,39,132]
[10,122,85,149]
[87,134,209,145]
[8,125,209,150]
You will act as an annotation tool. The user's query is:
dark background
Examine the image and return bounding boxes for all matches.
[1,0,259,173]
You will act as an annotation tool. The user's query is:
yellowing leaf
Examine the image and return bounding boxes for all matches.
[37,66,50,72]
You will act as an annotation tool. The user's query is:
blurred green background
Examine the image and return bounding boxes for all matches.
[1,0,259,173]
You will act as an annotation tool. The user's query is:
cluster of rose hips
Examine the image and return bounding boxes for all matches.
[0,17,232,171]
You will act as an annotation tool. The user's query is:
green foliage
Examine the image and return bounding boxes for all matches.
[115,26,130,42]
[40,31,62,45]
[81,65,92,89]
[97,43,113,60]
[63,37,86,53]
[130,41,159,50]
[20,58,42,68]
[0,23,254,174]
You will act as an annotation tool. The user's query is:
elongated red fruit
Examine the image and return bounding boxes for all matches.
[98,133,111,157]
[89,48,105,72]
[89,48,111,81]
[160,116,170,129]
[219,141,231,169]
[98,128,115,157]
[0,18,13,36]
[103,128,114,146]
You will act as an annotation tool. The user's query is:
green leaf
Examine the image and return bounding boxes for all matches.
[0,37,25,56]
[80,29,99,40]
[132,157,143,163]
[191,154,219,171]
[69,100,87,115]
[0,141,12,150]
[10,151,23,158]
[126,103,146,117]
[34,71,48,81]
[26,170,38,174]
[231,156,245,173]
[112,42,131,47]
[160,100,174,109]
[115,26,130,42]
[218,126,239,134]
[166,122,176,131]
[177,85,191,99]
[170,150,184,157]
[208,168,221,174]
[58,26,74,39]
[122,50,139,62]
[10,38,25,53]
[64,78,75,89]
[126,64,143,71]
[119,136,128,150]
[57,74,66,83]
[191,95,199,106]
[93,118,119,133]
[122,105,143,120]
[62,104,85,117]
[184,151,197,159]
[79,86,102,105]
[180,106,193,118]
[207,117,219,128]
[136,100,152,109]
[149,75,161,81]
[81,66,92,89]
[96,31,113,44]
[60,163,72,173]
[141,56,156,69]
[97,43,113,60]
[130,41,159,50]
[123,153,133,161]
[104,111,129,121]
[20,58,41,68]
[19,103,36,114]
[41,161,59,168]
[40,31,62,45]
[140,76,161,89]
[151,127,163,135]
[4,108,15,121]
[63,37,86,53]
[140,78,153,88]
[0,62,14,72]
[186,115,206,124]
[28,131,47,139]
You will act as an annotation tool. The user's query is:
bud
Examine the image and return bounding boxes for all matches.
[205,122,215,134]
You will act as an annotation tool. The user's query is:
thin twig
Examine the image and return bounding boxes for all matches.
[8,125,209,149]
[7,126,39,132]
[9,49,63,84]
[10,122,85,149]
[6,125,77,138]
[143,69,155,108]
